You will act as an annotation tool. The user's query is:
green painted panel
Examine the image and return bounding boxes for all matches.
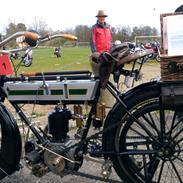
[9,90,44,95]
[69,89,87,95]
[50,90,63,95]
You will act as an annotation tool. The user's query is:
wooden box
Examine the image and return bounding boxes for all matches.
[160,12,183,81]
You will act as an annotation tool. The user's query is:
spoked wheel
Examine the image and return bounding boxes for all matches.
[115,99,183,183]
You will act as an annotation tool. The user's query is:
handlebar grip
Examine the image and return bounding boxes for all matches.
[21,72,36,77]
[24,32,40,46]
[61,34,77,41]
[24,32,39,41]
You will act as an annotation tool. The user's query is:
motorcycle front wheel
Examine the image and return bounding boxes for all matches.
[110,98,183,182]
[0,104,22,180]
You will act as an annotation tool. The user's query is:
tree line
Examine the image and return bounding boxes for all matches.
[0,20,159,47]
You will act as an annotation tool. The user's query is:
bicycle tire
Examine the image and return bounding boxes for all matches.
[103,83,183,182]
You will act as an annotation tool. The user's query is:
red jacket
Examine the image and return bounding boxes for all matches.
[90,21,112,53]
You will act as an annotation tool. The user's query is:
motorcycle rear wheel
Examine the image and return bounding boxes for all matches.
[105,96,183,182]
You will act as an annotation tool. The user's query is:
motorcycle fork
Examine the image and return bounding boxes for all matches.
[10,101,47,144]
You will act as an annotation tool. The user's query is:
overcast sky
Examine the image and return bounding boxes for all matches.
[0,0,183,34]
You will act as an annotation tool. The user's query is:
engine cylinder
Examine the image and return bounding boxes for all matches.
[48,107,71,142]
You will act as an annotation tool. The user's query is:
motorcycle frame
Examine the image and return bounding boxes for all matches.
[0,31,162,180]
[0,70,123,152]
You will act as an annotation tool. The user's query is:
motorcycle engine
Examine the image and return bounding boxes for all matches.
[43,142,83,175]
[48,106,72,142]
[25,141,83,177]
[24,105,83,177]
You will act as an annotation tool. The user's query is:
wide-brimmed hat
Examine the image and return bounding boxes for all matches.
[96,10,108,17]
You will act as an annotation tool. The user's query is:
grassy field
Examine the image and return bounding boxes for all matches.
[11,47,159,76]
[13,47,91,74]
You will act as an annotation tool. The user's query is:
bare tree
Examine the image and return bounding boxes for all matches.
[5,22,27,47]
[112,26,132,42]
[6,22,26,36]
[131,25,158,40]
[30,17,49,36]
[74,25,91,42]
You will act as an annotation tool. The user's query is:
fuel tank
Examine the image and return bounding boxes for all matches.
[3,79,99,103]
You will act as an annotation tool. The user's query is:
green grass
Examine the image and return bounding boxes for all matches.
[11,47,159,75]
[13,47,91,74]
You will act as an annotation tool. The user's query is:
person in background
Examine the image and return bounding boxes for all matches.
[90,10,112,55]
[89,10,114,129]
[90,10,113,76]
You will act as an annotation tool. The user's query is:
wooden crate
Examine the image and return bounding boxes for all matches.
[160,12,183,81]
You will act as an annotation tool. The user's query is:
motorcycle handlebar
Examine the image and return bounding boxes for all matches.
[39,33,77,44]
[0,31,77,54]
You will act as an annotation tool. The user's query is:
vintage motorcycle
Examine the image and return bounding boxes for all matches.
[54,47,61,58]
[137,41,161,64]
[0,31,182,183]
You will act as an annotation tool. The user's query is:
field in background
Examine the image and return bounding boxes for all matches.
[16,47,91,74]
[14,47,160,75]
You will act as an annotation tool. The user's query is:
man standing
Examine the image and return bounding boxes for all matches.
[90,10,112,76]
[89,10,114,129]
[90,10,112,54]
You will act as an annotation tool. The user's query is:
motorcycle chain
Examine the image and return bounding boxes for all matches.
[61,118,126,154]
